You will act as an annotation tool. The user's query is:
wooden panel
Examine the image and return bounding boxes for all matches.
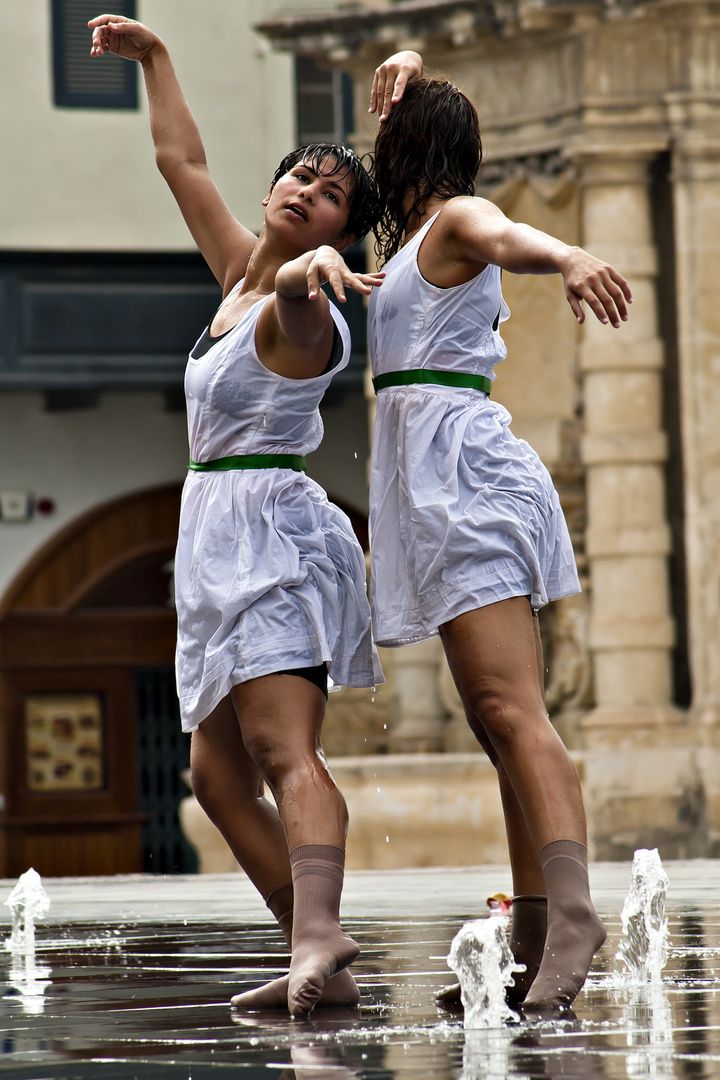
[3,668,138,818]
[0,667,144,876]
[7,822,143,878]
[0,612,177,669]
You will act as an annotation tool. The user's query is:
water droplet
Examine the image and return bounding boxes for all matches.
[385,835,389,842]
[354,452,358,459]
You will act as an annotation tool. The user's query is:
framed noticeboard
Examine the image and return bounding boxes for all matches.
[24,694,105,792]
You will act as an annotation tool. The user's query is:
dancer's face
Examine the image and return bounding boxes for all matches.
[263,156,355,251]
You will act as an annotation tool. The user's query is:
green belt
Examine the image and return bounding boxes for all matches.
[189,454,307,473]
[372,369,492,395]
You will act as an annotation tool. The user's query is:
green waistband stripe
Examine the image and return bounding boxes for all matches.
[189,454,307,473]
[372,369,492,395]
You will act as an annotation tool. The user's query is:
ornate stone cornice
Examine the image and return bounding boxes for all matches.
[257,0,584,58]
[258,0,720,59]
[259,0,720,162]
[258,0,493,52]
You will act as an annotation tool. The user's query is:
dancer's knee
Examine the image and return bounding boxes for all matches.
[190,747,264,819]
[463,680,540,757]
[463,712,500,766]
[242,726,294,787]
[189,757,218,816]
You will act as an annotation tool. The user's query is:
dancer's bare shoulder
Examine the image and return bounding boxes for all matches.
[417,196,499,287]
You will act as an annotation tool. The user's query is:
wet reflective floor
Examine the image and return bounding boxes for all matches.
[0,861,718,1079]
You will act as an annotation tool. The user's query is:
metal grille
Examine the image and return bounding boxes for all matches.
[52,0,138,108]
[135,667,197,874]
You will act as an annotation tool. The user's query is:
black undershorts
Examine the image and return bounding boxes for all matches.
[275,663,329,699]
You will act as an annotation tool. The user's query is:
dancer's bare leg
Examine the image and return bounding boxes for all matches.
[440,598,605,1012]
[191,695,290,892]
[230,675,359,1016]
[191,692,358,1010]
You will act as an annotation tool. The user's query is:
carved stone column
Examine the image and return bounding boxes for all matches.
[668,95,720,855]
[574,150,696,857]
[578,152,679,728]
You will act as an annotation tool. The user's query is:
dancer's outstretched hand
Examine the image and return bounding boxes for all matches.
[559,248,633,328]
[89,13,159,63]
[304,247,385,304]
[369,51,423,122]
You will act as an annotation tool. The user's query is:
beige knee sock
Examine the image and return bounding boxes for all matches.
[507,894,548,1005]
[437,894,547,1007]
[266,884,294,945]
[230,880,359,1011]
[523,840,606,1013]
[287,845,359,1017]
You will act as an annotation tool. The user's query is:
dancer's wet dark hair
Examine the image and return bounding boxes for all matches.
[271,144,380,244]
[373,78,482,264]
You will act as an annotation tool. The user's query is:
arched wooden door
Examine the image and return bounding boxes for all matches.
[0,483,184,877]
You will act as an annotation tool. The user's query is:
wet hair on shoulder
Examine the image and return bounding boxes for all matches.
[271,143,380,244]
[372,77,482,264]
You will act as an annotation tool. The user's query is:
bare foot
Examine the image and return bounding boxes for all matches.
[231,967,360,1010]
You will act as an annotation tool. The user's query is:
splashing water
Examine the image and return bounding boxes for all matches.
[5,868,51,957]
[447,917,524,1028]
[616,848,670,983]
[4,869,52,1014]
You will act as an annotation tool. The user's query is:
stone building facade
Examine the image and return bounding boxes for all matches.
[258,0,720,861]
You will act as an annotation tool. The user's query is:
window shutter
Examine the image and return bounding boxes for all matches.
[52,0,138,109]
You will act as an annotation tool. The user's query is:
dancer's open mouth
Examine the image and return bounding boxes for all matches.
[287,204,307,221]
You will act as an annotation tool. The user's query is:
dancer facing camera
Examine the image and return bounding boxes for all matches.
[89,14,385,1017]
[368,54,632,1015]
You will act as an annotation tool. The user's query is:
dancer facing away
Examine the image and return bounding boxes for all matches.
[90,14,385,1017]
[368,55,632,1015]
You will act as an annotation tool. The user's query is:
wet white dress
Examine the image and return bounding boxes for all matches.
[175,283,383,731]
[368,212,580,647]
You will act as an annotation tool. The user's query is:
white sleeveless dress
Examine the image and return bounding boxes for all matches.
[368,211,580,647]
[175,284,383,731]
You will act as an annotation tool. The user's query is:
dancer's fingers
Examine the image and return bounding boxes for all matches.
[88,13,132,27]
[326,268,346,303]
[369,69,384,115]
[380,79,396,123]
[306,264,322,300]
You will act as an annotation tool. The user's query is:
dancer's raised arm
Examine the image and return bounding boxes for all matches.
[89,14,256,293]
[432,197,632,327]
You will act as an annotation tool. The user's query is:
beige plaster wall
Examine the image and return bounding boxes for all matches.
[0,0,294,251]
[0,3,370,602]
